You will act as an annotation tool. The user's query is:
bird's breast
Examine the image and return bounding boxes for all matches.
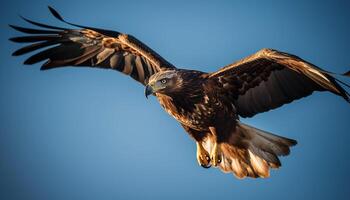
[156,93,215,131]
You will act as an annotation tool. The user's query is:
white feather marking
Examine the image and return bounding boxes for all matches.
[248,150,269,178]
[123,55,134,75]
[220,157,232,173]
[304,63,329,82]
[96,48,115,65]
[134,56,145,82]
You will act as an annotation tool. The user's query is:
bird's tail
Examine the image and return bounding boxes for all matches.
[202,122,297,178]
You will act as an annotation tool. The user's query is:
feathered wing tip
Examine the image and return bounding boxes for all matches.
[46,6,121,37]
[202,122,297,179]
[8,6,121,70]
[332,72,350,103]
[321,68,350,103]
[9,6,121,41]
[48,6,64,21]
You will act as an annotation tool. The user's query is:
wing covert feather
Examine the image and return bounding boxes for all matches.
[210,48,349,117]
[10,7,175,85]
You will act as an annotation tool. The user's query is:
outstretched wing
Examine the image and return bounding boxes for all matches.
[209,48,350,118]
[9,6,176,85]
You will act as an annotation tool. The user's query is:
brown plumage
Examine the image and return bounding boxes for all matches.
[9,7,350,179]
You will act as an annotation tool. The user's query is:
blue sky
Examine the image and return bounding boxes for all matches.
[1,0,350,199]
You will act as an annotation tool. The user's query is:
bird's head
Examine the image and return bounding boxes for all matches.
[145,70,181,98]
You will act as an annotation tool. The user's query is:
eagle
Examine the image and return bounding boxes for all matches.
[9,7,350,179]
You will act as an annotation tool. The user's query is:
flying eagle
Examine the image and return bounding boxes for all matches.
[9,7,350,179]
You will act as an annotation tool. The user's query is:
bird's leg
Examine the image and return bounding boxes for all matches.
[180,124,211,168]
[196,141,211,168]
[209,126,222,167]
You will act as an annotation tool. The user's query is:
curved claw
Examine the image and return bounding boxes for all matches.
[200,163,212,169]
[196,142,211,168]
[200,155,211,168]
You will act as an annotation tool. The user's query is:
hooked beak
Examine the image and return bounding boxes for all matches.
[144,84,154,99]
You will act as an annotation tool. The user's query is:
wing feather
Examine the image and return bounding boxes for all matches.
[10,7,175,85]
[210,48,349,117]
[8,24,60,34]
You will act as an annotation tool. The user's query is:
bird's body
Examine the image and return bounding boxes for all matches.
[9,7,350,179]
[155,70,214,132]
[155,69,237,137]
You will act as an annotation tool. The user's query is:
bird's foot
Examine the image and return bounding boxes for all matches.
[196,142,211,168]
[210,142,222,167]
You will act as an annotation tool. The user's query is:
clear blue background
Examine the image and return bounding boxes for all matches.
[1,0,350,199]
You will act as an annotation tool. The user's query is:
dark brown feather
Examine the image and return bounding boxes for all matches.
[210,48,350,118]
[8,24,60,34]
[12,40,60,56]
[10,7,175,85]
[47,6,121,38]
[20,15,65,30]
[9,35,61,43]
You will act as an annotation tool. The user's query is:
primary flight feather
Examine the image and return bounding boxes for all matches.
[9,6,350,179]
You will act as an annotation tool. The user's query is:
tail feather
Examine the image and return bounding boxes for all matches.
[202,122,296,179]
[241,123,297,155]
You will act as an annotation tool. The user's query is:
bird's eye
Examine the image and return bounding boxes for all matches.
[161,79,167,84]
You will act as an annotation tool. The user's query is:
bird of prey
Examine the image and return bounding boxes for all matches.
[9,7,350,179]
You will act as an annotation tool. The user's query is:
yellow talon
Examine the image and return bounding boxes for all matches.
[210,142,222,167]
[196,142,211,168]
